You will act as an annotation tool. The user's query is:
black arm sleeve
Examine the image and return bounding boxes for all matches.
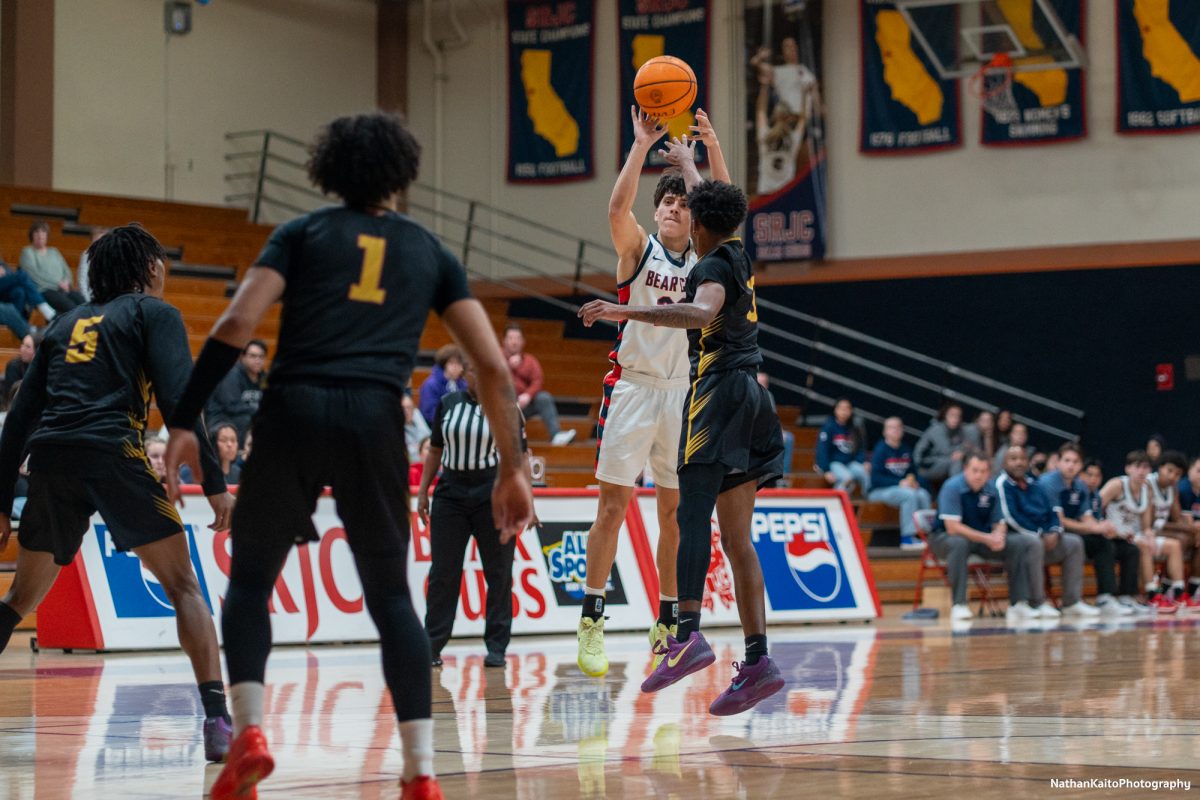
[429,395,449,449]
[142,302,227,497]
[0,348,49,513]
[205,369,239,422]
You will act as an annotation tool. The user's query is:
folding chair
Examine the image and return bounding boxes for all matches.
[912,509,1006,617]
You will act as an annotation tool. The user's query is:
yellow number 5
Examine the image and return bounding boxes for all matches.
[747,276,759,322]
[349,234,387,305]
[66,315,105,364]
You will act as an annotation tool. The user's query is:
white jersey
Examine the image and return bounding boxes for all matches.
[1106,476,1149,539]
[610,234,695,384]
[1149,473,1175,525]
[771,63,818,117]
[756,129,803,196]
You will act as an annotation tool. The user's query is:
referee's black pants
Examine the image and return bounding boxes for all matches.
[425,475,515,657]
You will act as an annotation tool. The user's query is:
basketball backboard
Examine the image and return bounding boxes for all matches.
[892,0,1086,78]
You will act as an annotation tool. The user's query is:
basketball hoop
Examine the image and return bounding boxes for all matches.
[968,53,1018,123]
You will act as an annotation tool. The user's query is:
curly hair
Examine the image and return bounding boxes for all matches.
[307,112,422,209]
[652,170,687,209]
[86,224,166,304]
[685,180,747,238]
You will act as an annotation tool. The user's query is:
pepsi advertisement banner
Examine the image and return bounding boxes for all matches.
[982,0,1085,146]
[618,0,709,171]
[507,0,595,183]
[744,0,827,262]
[860,0,961,154]
[1117,0,1200,134]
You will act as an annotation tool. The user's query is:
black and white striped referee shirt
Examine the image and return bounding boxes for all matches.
[430,391,524,473]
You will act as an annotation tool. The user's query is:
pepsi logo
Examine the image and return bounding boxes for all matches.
[752,510,844,605]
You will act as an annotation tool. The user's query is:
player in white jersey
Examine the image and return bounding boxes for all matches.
[1148,451,1200,607]
[1100,449,1184,612]
[576,107,729,677]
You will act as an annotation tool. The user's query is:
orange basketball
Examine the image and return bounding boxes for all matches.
[633,56,697,121]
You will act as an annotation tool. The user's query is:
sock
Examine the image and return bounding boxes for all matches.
[744,634,768,666]
[1170,581,1186,600]
[229,681,265,737]
[0,602,21,654]
[399,718,435,782]
[658,595,678,628]
[1146,581,1161,599]
[676,610,700,642]
[1189,578,1200,592]
[198,680,230,721]
[36,302,56,321]
[581,590,604,622]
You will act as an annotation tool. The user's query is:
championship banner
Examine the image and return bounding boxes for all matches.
[617,0,709,171]
[860,0,961,154]
[744,0,828,262]
[1117,0,1200,134]
[506,0,595,183]
[982,0,1085,146]
[35,489,879,651]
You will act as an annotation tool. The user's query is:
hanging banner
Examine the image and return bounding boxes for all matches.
[982,0,1085,146]
[617,0,710,171]
[507,0,595,183]
[859,0,961,154]
[1117,0,1200,134]
[745,0,827,262]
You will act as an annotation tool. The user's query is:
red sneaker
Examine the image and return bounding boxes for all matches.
[1178,593,1200,610]
[211,725,275,800]
[401,776,445,800]
[1152,595,1179,614]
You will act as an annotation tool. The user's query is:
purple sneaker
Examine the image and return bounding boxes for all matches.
[204,715,233,763]
[708,657,785,716]
[640,632,716,693]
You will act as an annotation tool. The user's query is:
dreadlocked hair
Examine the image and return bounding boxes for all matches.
[307,112,422,210]
[86,224,166,304]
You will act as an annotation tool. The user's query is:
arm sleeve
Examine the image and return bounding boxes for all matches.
[253,217,306,280]
[419,371,442,424]
[429,396,448,449]
[1038,474,1064,513]
[142,301,227,497]
[0,348,49,514]
[17,248,34,272]
[431,240,472,315]
[815,424,831,471]
[525,355,545,397]
[205,370,238,422]
[936,481,962,521]
[987,489,1003,526]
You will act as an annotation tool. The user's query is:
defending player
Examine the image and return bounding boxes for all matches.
[164,112,533,800]
[0,225,236,761]
[580,168,786,715]
[576,107,730,678]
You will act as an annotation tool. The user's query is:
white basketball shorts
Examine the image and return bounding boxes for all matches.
[595,370,688,490]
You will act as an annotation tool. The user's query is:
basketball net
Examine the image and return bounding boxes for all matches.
[968,53,1018,124]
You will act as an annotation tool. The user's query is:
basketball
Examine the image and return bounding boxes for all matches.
[633,55,697,120]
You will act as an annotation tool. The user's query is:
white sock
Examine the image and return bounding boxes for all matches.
[583,585,605,597]
[230,681,265,737]
[659,594,678,602]
[1146,582,1160,593]
[399,718,435,782]
[36,302,56,320]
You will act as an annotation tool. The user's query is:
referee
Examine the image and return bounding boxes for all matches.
[418,360,526,668]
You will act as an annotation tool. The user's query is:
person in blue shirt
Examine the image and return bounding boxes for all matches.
[930,452,1039,622]
[1038,443,1135,617]
[995,445,1097,620]
[816,397,868,496]
[867,416,930,551]
[1178,456,1200,520]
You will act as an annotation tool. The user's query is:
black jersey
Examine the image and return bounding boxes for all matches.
[0,294,225,511]
[683,238,761,378]
[256,207,472,392]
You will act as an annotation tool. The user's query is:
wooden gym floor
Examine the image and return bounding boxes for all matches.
[2,609,1199,799]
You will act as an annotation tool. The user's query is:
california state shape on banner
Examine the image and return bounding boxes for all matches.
[1117,0,1200,134]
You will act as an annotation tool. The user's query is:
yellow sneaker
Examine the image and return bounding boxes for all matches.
[648,621,676,670]
[577,616,608,677]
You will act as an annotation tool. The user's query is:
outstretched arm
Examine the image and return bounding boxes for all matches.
[610,107,667,279]
[579,281,725,330]
[689,109,730,184]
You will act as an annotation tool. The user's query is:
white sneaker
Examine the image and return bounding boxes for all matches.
[1006,601,1037,621]
[551,430,577,446]
[1061,602,1101,618]
[1036,604,1062,619]
[1097,596,1133,617]
[950,604,974,621]
[1119,595,1155,615]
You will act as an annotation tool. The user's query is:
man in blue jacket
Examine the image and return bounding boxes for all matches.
[868,417,930,551]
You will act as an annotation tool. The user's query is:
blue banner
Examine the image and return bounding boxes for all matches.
[860,0,960,154]
[507,0,595,183]
[618,0,709,171]
[982,0,1085,146]
[1117,0,1200,134]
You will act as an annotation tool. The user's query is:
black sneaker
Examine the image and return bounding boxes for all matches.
[431,655,443,668]
[483,652,506,667]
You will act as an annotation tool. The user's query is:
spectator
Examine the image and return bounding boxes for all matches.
[995,445,1097,619]
[1039,443,1136,617]
[1179,456,1200,520]
[816,397,869,495]
[995,408,1014,446]
[868,416,931,551]
[3,334,37,401]
[236,431,253,472]
[914,402,971,483]
[146,439,168,482]
[76,226,108,301]
[1081,459,1104,496]
[19,221,85,312]
[931,452,1039,622]
[180,423,241,485]
[1148,450,1200,605]
[419,344,465,424]
[992,422,1034,475]
[0,256,57,337]
[408,437,434,488]
[757,371,794,481]
[503,323,575,445]
[206,339,267,442]
[964,409,997,459]
[403,393,432,465]
[1029,450,1049,478]
[1145,435,1166,468]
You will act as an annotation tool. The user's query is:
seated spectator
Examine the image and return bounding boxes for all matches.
[757,370,794,481]
[914,402,971,483]
[1148,451,1200,604]
[816,397,869,496]
[995,445,1096,618]
[503,322,574,445]
[19,221,86,312]
[964,409,997,459]
[146,439,169,482]
[931,452,1039,622]
[1179,456,1200,521]
[1082,459,1104,500]
[867,416,931,550]
[206,339,267,443]
[3,334,37,401]
[181,423,242,485]
[992,422,1034,475]
[1029,450,1049,478]
[76,226,108,301]
[0,256,57,339]
[408,437,435,488]
[1145,435,1166,468]
[403,393,432,464]
[1039,443,1136,616]
[419,344,465,424]
[995,408,1014,447]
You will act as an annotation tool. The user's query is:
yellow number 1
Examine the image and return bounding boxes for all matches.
[349,234,387,305]
[747,276,759,322]
[66,315,105,364]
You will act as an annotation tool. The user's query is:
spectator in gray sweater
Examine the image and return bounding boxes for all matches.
[19,221,85,312]
[914,402,972,483]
